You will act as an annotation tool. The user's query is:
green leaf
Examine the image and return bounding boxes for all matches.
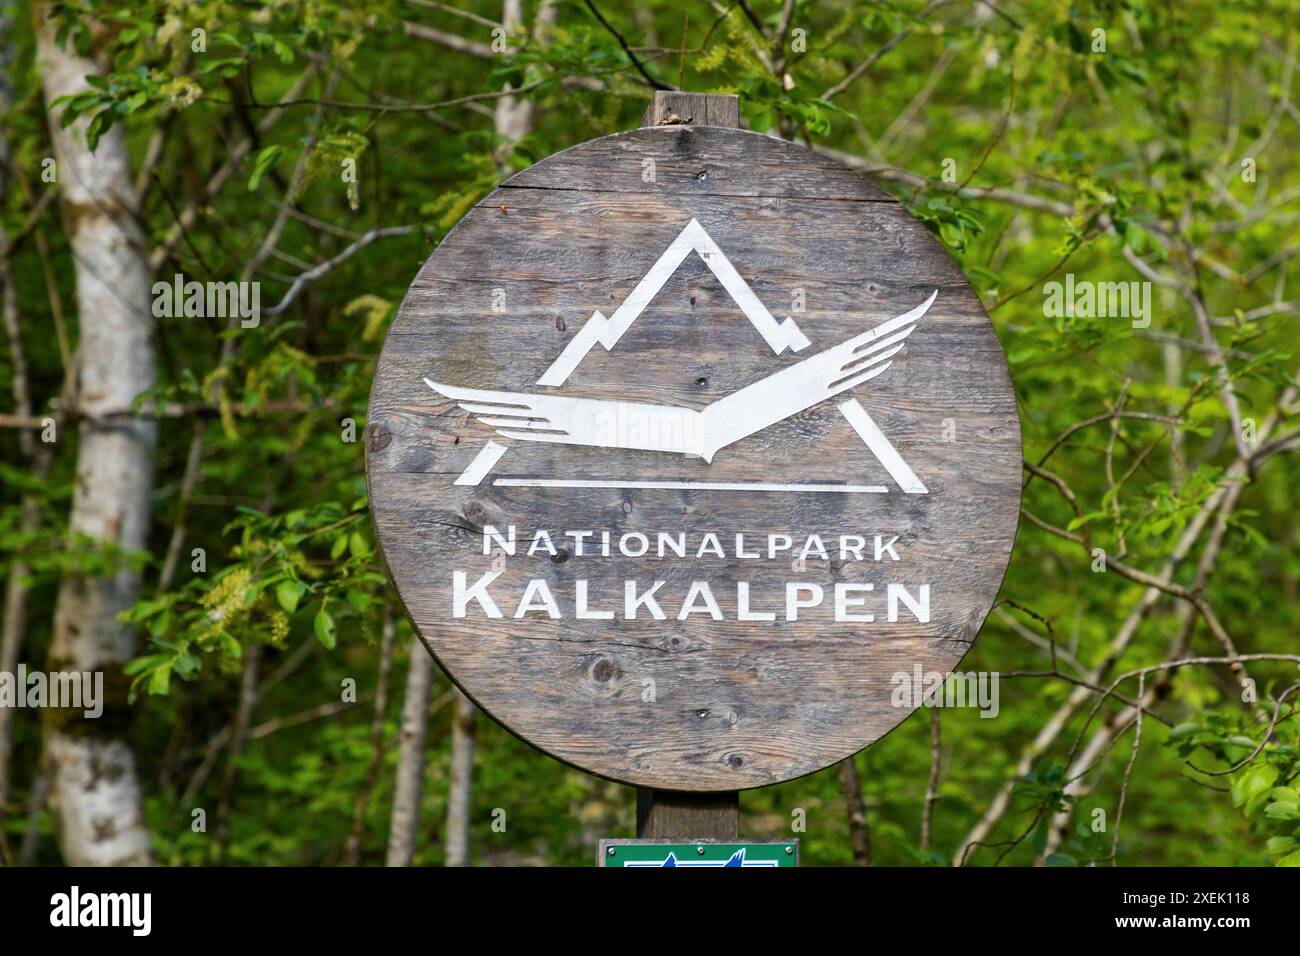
[276,580,303,614]
[174,652,201,677]
[345,588,371,614]
[219,631,242,660]
[148,664,172,695]
[85,109,115,150]
[59,101,85,128]
[248,145,285,192]
[348,531,370,558]
[123,653,170,676]
[1232,763,1277,807]
[1265,800,1300,821]
[314,605,337,649]
[1266,836,1298,855]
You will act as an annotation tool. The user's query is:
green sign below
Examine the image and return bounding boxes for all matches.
[599,840,797,867]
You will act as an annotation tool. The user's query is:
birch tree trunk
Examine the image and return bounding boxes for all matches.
[37,14,156,866]
[492,1,537,152]
[384,637,436,867]
[443,689,475,867]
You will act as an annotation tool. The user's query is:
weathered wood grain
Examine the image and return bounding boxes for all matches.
[496,124,896,201]
[641,90,741,130]
[366,124,1021,791]
[636,789,739,839]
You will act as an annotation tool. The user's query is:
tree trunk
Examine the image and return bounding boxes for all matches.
[385,637,436,867]
[37,15,156,866]
[443,689,475,867]
[493,0,535,156]
[837,756,872,866]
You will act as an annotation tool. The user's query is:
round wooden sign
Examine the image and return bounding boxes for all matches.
[367,125,1020,790]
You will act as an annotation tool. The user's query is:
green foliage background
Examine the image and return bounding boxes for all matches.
[2,0,1298,866]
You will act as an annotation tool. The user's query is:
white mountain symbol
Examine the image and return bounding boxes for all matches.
[429,218,933,494]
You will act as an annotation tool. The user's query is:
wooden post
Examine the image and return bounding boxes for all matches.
[641,91,740,129]
[636,789,739,839]
[635,89,743,842]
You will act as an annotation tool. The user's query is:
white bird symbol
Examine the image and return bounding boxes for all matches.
[425,290,936,464]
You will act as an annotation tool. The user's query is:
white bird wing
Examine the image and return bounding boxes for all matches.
[423,378,705,456]
[425,290,935,462]
[701,290,937,455]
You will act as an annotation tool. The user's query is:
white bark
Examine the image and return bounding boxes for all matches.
[493,0,534,152]
[492,0,555,158]
[385,638,436,866]
[443,689,475,867]
[38,17,155,866]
